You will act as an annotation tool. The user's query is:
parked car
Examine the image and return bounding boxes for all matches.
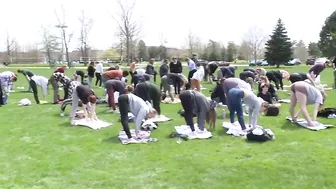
[306,58,316,65]
[260,60,269,66]
[249,59,266,66]
[286,58,301,66]
[314,57,330,64]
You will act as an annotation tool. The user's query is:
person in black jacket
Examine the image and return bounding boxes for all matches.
[266,70,284,90]
[159,59,169,90]
[258,76,278,101]
[146,58,157,83]
[257,83,273,104]
[169,57,182,74]
[87,62,95,89]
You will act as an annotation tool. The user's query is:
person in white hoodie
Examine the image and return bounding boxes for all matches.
[190,66,205,92]
[118,85,157,144]
[95,61,104,87]
[30,75,48,104]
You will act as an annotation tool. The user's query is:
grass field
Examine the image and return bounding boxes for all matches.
[0,65,335,189]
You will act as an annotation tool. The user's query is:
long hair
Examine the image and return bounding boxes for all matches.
[206,108,217,128]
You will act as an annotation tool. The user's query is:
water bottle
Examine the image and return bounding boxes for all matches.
[222,109,226,119]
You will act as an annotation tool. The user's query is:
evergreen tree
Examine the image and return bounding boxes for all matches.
[318,10,336,58]
[264,18,293,67]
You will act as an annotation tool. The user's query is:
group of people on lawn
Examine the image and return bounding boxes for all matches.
[0,55,335,143]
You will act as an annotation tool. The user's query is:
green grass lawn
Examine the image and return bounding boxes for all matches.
[0,66,336,189]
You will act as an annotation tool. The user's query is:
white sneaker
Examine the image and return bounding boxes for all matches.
[188,131,198,139]
[113,110,120,114]
[60,112,65,117]
[127,138,140,144]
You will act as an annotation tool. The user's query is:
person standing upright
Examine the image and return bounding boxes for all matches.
[87,61,95,89]
[95,61,103,87]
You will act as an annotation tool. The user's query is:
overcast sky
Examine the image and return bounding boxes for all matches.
[0,0,335,51]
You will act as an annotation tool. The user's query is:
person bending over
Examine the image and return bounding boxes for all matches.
[17,69,34,92]
[146,58,158,83]
[160,74,176,102]
[308,62,327,82]
[288,72,313,84]
[54,65,68,73]
[239,70,255,82]
[207,61,218,83]
[179,90,217,135]
[74,70,85,84]
[256,67,267,78]
[105,79,126,112]
[159,59,169,90]
[30,75,49,104]
[102,69,129,87]
[0,73,17,105]
[243,68,256,73]
[131,73,151,87]
[258,76,278,101]
[134,81,161,115]
[70,85,98,124]
[218,66,237,80]
[222,77,252,102]
[289,81,326,127]
[266,70,289,90]
[227,87,269,132]
[165,73,186,95]
[118,86,157,144]
[190,66,205,92]
[210,82,226,105]
[257,83,273,104]
[0,71,17,91]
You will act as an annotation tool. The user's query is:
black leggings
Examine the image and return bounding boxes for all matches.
[179,91,196,132]
[118,94,132,139]
[187,69,197,83]
[208,64,218,76]
[0,82,3,106]
[172,76,182,94]
[30,80,40,104]
[135,83,161,114]
[95,73,102,87]
[289,74,304,84]
[266,71,283,90]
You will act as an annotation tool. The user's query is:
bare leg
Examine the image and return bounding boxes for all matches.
[295,92,314,126]
[289,91,297,120]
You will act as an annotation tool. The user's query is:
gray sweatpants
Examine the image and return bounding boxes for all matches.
[70,89,92,119]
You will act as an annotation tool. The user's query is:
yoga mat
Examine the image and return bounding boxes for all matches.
[72,119,113,130]
[147,115,171,122]
[118,130,157,144]
[278,99,291,103]
[174,124,212,139]
[286,117,333,131]
[222,121,257,137]
[162,98,181,104]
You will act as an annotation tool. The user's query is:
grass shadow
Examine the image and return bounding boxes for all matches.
[281,122,302,131]
[102,135,120,144]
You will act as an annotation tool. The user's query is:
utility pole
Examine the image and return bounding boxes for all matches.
[55,24,68,62]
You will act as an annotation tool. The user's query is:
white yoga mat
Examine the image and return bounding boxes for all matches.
[118,130,155,144]
[286,117,333,131]
[174,124,212,139]
[162,98,181,104]
[222,121,255,136]
[278,99,291,103]
[147,115,171,122]
[72,119,113,130]
[324,87,333,91]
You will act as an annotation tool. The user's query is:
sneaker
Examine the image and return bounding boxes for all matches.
[60,112,65,117]
[188,131,198,139]
[127,138,140,144]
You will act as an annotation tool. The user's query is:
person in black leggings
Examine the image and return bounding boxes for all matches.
[207,62,218,82]
[118,86,157,144]
[239,70,255,81]
[146,59,157,83]
[179,90,217,133]
[131,73,151,87]
[266,71,284,90]
[134,81,161,115]
[210,82,226,105]
[288,72,308,84]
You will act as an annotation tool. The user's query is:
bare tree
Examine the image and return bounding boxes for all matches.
[5,33,15,63]
[244,26,267,62]
[110,0,141,64]
[186,31,196,57]
[78,10,94,62]
[41,26,60,66]
[55,6,73,67]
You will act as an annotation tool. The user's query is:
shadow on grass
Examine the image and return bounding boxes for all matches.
[103,136,120,144]
[281,122,301,131]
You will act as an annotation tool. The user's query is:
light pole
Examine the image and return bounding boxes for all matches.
[55,25,68,62]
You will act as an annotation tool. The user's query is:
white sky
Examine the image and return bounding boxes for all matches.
[0,0,335,51]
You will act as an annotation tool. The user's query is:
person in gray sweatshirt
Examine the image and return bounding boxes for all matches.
[227,87,269,131]
[118,86,157,143]
[222,77,252,107]
[179,90,217,135]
